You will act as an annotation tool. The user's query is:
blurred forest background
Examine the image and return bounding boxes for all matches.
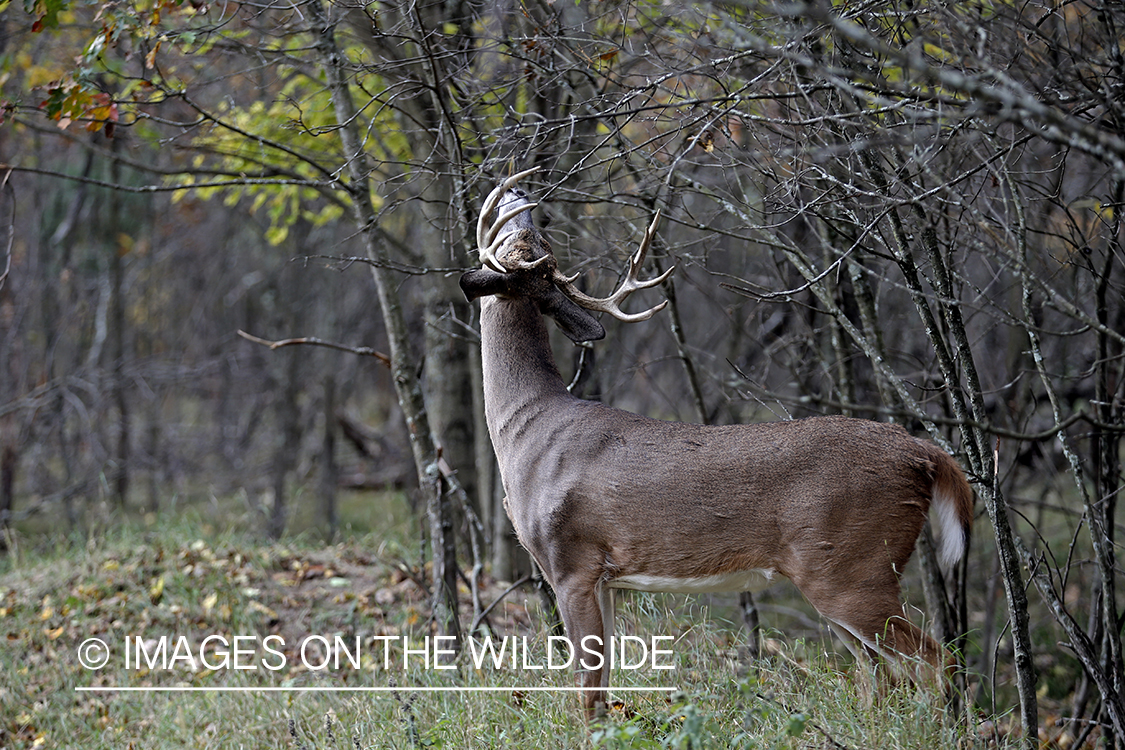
[1,0,1123,745]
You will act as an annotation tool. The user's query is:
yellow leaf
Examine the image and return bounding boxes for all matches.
[249,600,278,619]
[202,592,218,615]
[149,576,165,605]
[44,626,65,640]
[265,224,289,246]
[145,41,161,70]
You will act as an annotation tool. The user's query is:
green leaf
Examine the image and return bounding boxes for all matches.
[785,712,808,737]
[25,0,68,30]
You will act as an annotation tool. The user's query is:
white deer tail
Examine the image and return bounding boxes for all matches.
[929,449,974,572]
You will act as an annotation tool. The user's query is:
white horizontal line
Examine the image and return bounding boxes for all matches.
[75,686,679,693]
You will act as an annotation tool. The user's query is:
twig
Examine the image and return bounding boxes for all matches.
[0,169,13,291]
[306,254,465,276]
[729,367,1123,443]
[437,454,488,630]
[469,574,533,635]
[3,161,332,193]
[750,691,856,750]
[1016,537,1125,738]
[237,330,391,368]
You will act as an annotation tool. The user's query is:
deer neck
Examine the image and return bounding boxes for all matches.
[479,295,576,455]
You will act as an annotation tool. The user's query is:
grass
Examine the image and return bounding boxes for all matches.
[1,494,1024,749]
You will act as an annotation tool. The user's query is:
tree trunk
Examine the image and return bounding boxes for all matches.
[320,373,339,541]
[309,0,459,645]
[268,348,302,540]
[0,444,14,545]
[418,181,477,521]
[108,143,129,509]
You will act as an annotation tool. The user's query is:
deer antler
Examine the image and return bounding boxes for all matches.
[551,211,674,322]
[476,167,549,274]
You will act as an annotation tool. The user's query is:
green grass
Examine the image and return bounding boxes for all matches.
[1,497,1022,749]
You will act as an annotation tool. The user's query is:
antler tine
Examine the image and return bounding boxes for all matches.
[482,201,541,254]
[477,167,542,273]
[552,210,675,323]
[477,167,539,249]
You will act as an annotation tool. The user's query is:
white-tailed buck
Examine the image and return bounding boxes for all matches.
[460,169,974,718]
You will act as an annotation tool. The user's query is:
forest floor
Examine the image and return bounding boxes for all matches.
[0,493,1042,749]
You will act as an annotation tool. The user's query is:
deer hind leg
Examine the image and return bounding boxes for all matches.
[800,581,945,693]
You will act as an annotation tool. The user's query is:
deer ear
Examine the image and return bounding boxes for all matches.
[539,286,606,343]
[459,268,513,302]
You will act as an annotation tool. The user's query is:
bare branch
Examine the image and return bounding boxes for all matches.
[2,162,335,194]
[0,169,12,291]
[237,330,391,367]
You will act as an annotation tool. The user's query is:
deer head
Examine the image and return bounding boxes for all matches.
[459,167,673,344]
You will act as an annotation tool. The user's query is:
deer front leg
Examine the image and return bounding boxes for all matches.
[553,574,614,720]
